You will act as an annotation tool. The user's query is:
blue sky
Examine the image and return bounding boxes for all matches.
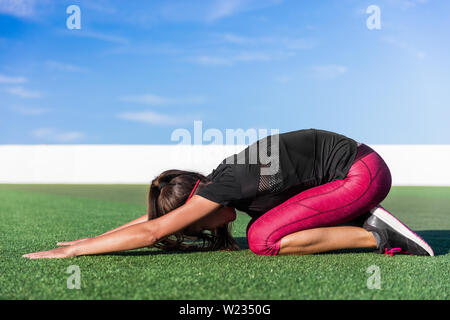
[0,0,449,144]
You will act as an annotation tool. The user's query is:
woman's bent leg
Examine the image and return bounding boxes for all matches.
[247,144,392,255]
[278,226,377,255]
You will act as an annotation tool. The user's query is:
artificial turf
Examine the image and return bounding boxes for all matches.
[0,184,448,300]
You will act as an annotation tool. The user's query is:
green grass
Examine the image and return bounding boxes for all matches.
[0,184,449,300]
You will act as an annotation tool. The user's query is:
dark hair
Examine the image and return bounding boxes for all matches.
[147,169,239,252]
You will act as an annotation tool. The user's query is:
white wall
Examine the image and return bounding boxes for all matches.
[0,145,449,185]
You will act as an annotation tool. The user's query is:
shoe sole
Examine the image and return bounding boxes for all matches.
[370,205,435,256]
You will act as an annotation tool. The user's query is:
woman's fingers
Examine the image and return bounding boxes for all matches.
[23,251,48,259]
[23,247,74,259]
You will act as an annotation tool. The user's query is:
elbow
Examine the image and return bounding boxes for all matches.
[145,230,158,247]
[142,222,159,246]
[148,236,158,247]
[145,232,158,247]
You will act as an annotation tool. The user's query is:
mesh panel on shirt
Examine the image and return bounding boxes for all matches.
[257,165,283,194]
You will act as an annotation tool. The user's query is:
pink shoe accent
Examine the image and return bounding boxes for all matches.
[384,248,402,256]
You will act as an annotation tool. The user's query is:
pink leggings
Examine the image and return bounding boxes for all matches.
[246,144,392,255]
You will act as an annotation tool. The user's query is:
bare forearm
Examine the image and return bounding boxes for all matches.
[57,214,150,246]
[71,221,157,256]
[100,214,149,236]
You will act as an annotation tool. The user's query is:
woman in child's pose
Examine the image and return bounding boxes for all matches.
[24,129,434,259]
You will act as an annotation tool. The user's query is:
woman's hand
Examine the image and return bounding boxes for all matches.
[23,246,76,259]
[57,238,91,246]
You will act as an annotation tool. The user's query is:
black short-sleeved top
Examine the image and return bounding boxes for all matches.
[196,128,358,218]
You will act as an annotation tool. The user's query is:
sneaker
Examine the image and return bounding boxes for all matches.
[363,205,434,256]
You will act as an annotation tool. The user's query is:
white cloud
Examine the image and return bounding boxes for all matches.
[193,33,316,66]
[120,94,206,106]
[274,75,291,83]
[191,51,291,66]
[0,0,35,18]
[311,65,348,79]
[387,0,429,9]
[206,0,283,22]
[32,128,84,142]
[234,51,276,62]
[221,33,316,50]
[193,55,234,66]
[0,0,52,19]
[207,0,248,21]
[282,38,317,50]
[117,111,190,125]
[194,51,277,66]
[79,1,117,14]
[64,30,128,44]
[161,0,283,23]
[0,74,28,84]
[103,43,182,56]
[10,105,50,115]
[46,60,87,72]
[5,86,42,98]
[222,33,258,45]
[32,128,53,138]
[381,36,426,59]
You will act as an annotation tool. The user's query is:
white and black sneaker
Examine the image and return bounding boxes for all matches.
[363,205,434,256]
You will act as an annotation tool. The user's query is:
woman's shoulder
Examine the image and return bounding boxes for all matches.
[197,162,243,206]
[206,161,237,181]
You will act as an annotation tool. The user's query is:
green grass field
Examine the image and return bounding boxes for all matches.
[0,184,449,300]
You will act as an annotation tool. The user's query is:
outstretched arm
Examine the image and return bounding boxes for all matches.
[57,213,149,246]
[101,214,149,235]
[23,196,220,259]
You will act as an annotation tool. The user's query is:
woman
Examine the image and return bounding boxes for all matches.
[23,128,434,259]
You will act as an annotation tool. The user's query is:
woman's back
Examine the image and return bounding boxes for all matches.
[197,128,358,217]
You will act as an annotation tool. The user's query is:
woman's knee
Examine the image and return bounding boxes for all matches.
[247,222,280,256]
